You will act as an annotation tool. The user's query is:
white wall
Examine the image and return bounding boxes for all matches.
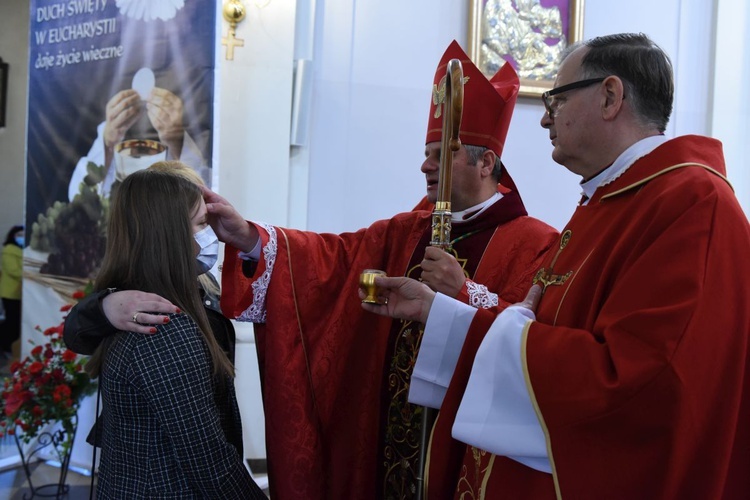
[215,0,297,463]
[0,0,30,236]
[299,0,734,234]
[712,0,750,215]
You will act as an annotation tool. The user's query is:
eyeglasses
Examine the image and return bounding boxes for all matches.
[541,78,606,118]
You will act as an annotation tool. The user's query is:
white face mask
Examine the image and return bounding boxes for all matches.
[194,226,219,274]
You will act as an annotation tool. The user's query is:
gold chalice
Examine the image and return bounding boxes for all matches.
[359,269,387,304]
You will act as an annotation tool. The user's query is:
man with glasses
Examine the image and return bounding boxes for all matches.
[364,33,750,498]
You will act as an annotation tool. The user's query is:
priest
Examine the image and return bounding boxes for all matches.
[211,40,558,499]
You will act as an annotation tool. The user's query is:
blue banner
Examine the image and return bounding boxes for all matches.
[26,0,216,279]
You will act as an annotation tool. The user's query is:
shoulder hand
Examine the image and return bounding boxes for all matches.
[103,290,179,333]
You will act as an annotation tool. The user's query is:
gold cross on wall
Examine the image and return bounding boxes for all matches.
[222,27,245,60]
[222,0,246,61]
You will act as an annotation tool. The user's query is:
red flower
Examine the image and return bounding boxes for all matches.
[28,362,44,375]
[0,288,95,445]
[52,385,72,403]
[60,304,73,312]
[5,392,32,417]
[43,324,63,337]
[72,291,86,299]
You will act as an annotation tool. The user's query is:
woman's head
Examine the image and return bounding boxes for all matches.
[93,167,233,377]
[146,160,220,296]
[4,225,24,247]
[102,168,202,292]
[148,160,206,186]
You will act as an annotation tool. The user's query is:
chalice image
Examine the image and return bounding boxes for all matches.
[359,269,387,304]
[115,139,167,181]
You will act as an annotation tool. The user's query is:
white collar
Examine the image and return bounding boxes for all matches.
[580,135,669,204]
[452,192,503,222]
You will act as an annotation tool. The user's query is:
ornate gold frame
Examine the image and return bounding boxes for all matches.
[468,0,585,98]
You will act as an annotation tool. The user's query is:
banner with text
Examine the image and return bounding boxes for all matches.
[25,0,216,281]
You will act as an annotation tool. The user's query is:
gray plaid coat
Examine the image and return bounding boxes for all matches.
[96,313,266,499]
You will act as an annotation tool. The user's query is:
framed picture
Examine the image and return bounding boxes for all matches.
[0,58,7,127]
[468,0,584,97]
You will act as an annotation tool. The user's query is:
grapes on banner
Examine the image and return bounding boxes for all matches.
[31,163,110,279]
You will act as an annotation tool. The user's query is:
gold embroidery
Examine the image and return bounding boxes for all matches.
[454,447,495,499]
[433,75,470,119]
[382,317,423,499]
[432,75,447,119]
[533,230,573,293]
[533,267,573,293]
[559,229,571,250]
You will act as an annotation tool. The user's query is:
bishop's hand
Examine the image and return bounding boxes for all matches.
[420,246,466,298]
[202,186,259,253]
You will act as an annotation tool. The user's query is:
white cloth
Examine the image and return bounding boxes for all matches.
[451,305,550,473]
[409,293,478,409]
[579,134,668,205]
[68,121,208,201]
[452,192,502,221]
[410,292,551,473]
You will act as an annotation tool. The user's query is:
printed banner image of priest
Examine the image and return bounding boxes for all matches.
[25,0,216,280]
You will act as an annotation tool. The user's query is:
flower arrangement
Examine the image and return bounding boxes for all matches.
[0,289,96,450]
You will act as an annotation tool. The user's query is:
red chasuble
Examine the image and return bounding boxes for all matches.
[221,192,557,500]
[459,136,750,499]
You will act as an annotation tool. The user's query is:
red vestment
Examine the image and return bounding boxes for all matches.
[221,192,558,499]
[459,136,750,499]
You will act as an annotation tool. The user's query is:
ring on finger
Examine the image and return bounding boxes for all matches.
[132,313,140,324]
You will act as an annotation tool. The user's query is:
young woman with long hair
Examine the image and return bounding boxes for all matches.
[86,169,265,499]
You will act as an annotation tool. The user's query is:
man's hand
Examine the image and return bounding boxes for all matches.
[201,186,259,252]
[146,87,185,159]
[103,290,179,334]
[516,284,542,313]
[420,246,466,297]
[360,276,436,323]
[103,89,142,153]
